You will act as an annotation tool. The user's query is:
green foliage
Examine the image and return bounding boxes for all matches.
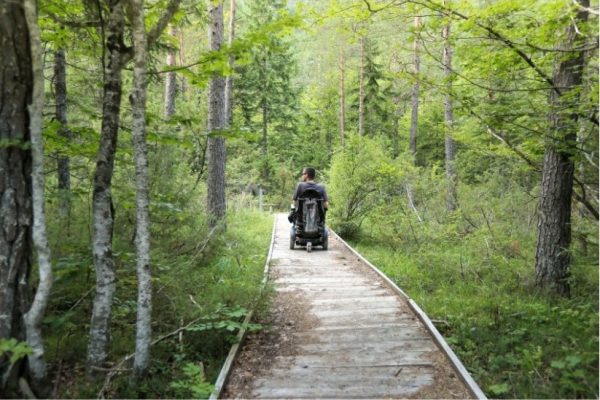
[348,38,396,138]
[45,189,273,398]
[328,134,392,234]
[185,304,262,333]
[0,339,32,366]
[233,0,301,183]
[169,362,214,398]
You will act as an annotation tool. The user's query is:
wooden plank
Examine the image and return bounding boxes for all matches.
[252,369,434,398]
[270,350,435,367]
[297,339,437,354]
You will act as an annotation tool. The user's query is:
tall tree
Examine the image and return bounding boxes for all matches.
[224,0,237,126]
[54,48,71,218]
[358,35,365,136]
[235,0,299,180]
[207,0,227,226]
[130,0,152,377]
[442,1,457,211]
[87,0,126,376]
[164,25,177,118]
[535,0,590,296]
[23,0,53,391]
[409,16,420,160]
[0,0,34,392]
[87,0,182,376]
[363,40,390,137]
[339,49,346,147]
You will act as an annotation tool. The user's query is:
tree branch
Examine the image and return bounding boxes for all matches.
[120,0,182,64]
[412,0,599,127]
[573,176,599,219]
[362,0,405,13]
[147,0,183,48]
[44,11,100,28]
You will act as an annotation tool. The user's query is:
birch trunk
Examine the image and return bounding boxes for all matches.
[409,16,420,160]
[224,0,236,126]
[130,0,152,377]
[54,48,71,219]
[207,1,227,226]
[0,0,33,389]
[23,0,53,390]
[358,36,365,136]
[339,50,346,147]
[442,3,457,211]
[87,0,124,376]
[535,0,589,296]
[164,25,177,118]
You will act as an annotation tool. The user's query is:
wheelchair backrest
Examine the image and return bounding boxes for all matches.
[297,188,324,235]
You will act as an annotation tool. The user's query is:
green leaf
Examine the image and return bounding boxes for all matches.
[488,383,510,395]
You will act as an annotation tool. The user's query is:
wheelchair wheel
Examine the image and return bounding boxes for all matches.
[290,233,295,250]
[322,237,328,251]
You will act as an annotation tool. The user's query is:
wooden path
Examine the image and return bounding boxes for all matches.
[218,214,485,399]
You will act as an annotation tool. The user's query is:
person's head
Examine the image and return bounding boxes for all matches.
[302,167,316,182]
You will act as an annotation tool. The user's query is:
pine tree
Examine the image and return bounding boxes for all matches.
[234,0,299,181]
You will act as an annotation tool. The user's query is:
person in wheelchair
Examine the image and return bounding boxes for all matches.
[288,167,329,251]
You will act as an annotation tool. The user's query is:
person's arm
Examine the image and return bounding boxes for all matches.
[292,183,300,209]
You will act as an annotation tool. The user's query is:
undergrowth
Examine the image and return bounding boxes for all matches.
[347,184,598,399]
[329,135,598,399]
[44,194,273,399]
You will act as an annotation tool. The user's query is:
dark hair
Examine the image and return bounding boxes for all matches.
[303,167,316,179]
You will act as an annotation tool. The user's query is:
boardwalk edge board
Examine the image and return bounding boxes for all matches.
[209,214,277,400]
[328,229,487,400]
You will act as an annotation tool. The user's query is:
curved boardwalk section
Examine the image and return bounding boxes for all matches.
[222,214,483,399]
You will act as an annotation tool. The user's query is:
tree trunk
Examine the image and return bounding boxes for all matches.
[442,2,457,211]
[130,0,152,378]
[339,50,346,147]
[206,1,227,226]
[23,0,53,392]
[0,0,33,391]
[54,48,71,219]
[535,0,589,296]
[261,98,268,157]
[260,53,268,160]
[87,0,124,376]
[358,36,365,136]
[409,16,420,160]
[164,25,177,118]
[224,0,236,126]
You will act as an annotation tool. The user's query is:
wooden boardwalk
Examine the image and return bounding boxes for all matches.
[219,214,485,399]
